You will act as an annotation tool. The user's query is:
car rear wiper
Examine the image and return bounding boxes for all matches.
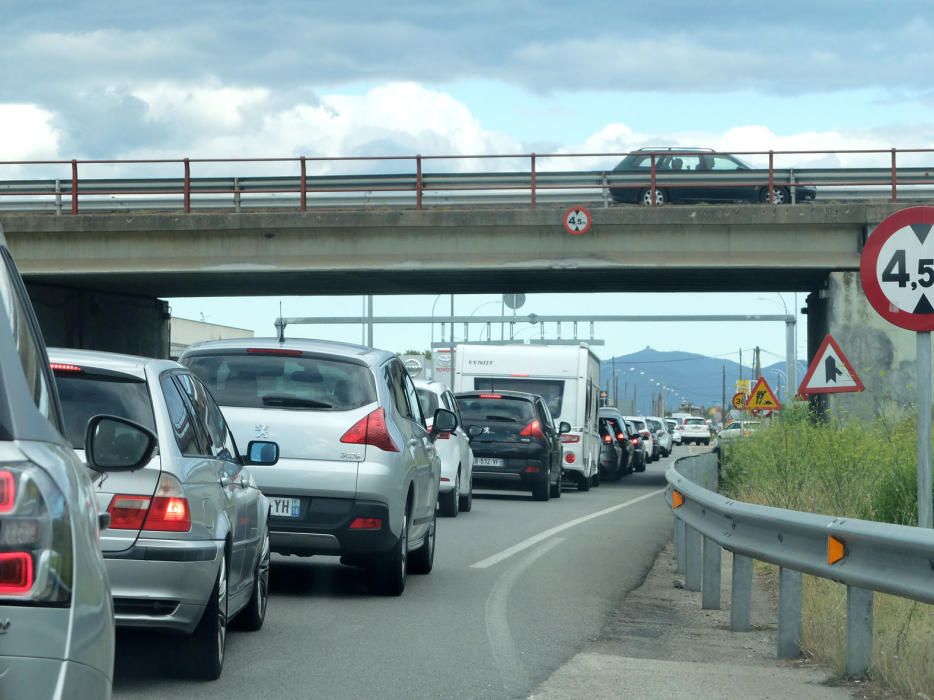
[483,415,518,422]
[261,394,333,408]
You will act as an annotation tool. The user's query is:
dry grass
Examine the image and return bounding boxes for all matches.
[722,407,934,698]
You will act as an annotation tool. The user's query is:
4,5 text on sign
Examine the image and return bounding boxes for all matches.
[563,206,592,235]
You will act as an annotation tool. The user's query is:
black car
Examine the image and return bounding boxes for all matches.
[609,147,818,206]
[625,420,647,473]
[456,390,568,501]
[598,417,624,481]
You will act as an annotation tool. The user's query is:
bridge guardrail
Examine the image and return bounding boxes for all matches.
[1,147,933,213]
[667,451,934,678]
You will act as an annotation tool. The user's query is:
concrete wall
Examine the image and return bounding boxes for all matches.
[824,271,921,419]
[27,283,170,358]
[170,317,253,358]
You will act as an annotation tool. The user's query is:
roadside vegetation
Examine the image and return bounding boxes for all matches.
[719,406,934,698]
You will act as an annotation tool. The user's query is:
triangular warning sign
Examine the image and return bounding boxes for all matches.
[797,334,865,396]
[746,376,782,411]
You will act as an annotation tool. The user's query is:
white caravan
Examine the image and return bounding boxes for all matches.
[453,343,602,490]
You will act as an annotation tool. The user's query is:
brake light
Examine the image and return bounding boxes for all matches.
[0,470,14,514]
[0,553,33,595]
[519,420,544,440]
[523,466,540,473]
[49,362,83,373]
[107,495,150,530]
[479,394,502,399]
[349,517,382,530]
[603,434,612,444]
[511,373,529,377]
[564,452,576,464]
[145,497,191,532]
[246,348,303,356]
[435,432,452,440]
[340,408,399,452]
[616,433,625,441]
[631,437,639,445]
[560,434,580,443]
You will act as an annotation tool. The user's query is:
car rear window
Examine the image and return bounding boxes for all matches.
[685,418,706,426]
[54,372,156,449]
[471,378,563,418]
[457,394,536,443]
[416,388,440,419]
[629,419,646,431]
[184,353,376,411]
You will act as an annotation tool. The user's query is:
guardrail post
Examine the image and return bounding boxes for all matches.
[54,179,62,215]
[530,153,537,209]
[730,553,752,632]
[183,158,191,213]
[777,567,802,658]
[234,177,241,212]
[684,525,702,591]
[702,536,721,609]
[300,156,307,212]
[891,148,897,202]
[601,172,610,208]
[416,155,423,210]
[650,154,657,207]
[675,517,686,573]
[768,150,774,204]
[70,160,78,214]
[846,586,874,678]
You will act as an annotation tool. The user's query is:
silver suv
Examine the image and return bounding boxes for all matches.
[0,229,115,698]
[49,349,280,680]
[180,338,457,596]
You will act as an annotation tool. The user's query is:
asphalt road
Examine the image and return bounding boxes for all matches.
[112,452,677,700]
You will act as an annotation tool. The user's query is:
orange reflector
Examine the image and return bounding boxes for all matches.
[827,535,846,565]
[671,490,684,509]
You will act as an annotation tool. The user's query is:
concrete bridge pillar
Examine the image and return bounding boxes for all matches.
[26,283,170,359]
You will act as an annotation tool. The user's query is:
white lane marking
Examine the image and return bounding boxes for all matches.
[485,537,565,697]
[470,488,667,569]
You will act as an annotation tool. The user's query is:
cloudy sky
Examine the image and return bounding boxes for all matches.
[3,0,933,393]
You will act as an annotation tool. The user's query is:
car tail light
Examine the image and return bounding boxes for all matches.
[107,474,192,533]
[631,437,639,446]
[349,517,382,530]
[560,434,580,444]
[564,452,576,464]
[616,433,626,441]
[519,420,544,440]
[340,408,399,452]
[435,432,452,440]
[603,434,612,444]
[479,394,502,399]
[523,466,540,473]
[641,431,651,439]
[107,495,150,530]
[0,462,73,604]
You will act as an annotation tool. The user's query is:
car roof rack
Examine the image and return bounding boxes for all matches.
[635,146,716,152]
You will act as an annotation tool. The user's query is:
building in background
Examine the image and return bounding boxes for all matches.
[170,317,254,359]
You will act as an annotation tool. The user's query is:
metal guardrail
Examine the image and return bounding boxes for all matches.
[666,451,934,678]
[1,147,933,213]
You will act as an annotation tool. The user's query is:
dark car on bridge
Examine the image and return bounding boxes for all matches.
[609,147,818,206]
[456,390,568,501]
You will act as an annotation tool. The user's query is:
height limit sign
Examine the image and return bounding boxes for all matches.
[563,206,592,235]
[860,206,934,528]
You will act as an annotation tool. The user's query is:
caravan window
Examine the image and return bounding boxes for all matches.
[472,378,564,417]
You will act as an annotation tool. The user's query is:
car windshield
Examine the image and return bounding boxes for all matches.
[685,418,706,426]
[472,378,563,418]
[646,418,663,431]
[53,371,156,449]
[184,352,377,411]
[416,388,440,419]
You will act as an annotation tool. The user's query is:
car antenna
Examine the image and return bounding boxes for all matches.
[276,300,285,343]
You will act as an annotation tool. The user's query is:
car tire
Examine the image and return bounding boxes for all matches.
[409,511,435,575]
[368,510,407,596]
[532,476,551,501]
[704,440,710,446]
[592,470,601,487]
[636,458,646,473]
[439,472,459,517]
[550,474,562,498]
[180,552,228,680]
[232,530,269,632]
[640,187,668,206]
[459,474,473,512]
[577,471,591,492]
[759,186,790,204]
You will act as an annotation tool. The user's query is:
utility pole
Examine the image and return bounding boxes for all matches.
[722,365,726,426]
[754,346,762,379]
[612,356,617,406]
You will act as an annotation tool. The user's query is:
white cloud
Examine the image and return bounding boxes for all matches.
[0,104,60,160]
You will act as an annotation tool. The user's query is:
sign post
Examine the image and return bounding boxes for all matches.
[860,206,934,528]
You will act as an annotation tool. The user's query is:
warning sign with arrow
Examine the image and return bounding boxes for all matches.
[797,334,864,396]
[746,376,782,413]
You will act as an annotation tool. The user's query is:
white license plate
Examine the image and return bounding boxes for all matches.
[474,457,505,467]
[269,497,301,518]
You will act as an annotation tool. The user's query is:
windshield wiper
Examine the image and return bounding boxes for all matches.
[262,394,332,409]
[482,415,518,422]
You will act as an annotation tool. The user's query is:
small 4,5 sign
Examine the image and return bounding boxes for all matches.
[861,207,934,331]
[563,206,592,235]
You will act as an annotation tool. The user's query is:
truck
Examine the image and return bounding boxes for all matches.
[453,343,602,491]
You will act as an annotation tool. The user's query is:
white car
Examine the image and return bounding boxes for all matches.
[625,416,657,462]
[718,420,761,444]
[415,380,474,517]
[646,416,672,456]
[665,418,681,445]
[681,416,712,445]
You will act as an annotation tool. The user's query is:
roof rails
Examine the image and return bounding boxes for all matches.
[635,146,716,152]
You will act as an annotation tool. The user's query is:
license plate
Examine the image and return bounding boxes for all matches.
[474,457,505,467]
[270,497,301,518]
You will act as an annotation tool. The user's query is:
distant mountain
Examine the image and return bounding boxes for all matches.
[599,347,807,415]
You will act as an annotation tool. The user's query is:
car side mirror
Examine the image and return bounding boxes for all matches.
[558,421,572,434]
[85,415,158,472]
[430,408,458,440]
[246,440,279,466]
[467,425,484,440]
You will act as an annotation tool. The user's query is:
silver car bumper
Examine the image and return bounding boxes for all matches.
[0,657,111,700]
[103,537,222,634]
